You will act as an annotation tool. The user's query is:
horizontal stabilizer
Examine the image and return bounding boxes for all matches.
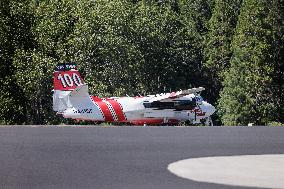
[69,84,89,97]
[53,90,72,112]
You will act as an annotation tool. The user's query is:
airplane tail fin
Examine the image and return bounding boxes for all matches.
[53,63,87,112]
[53,63,85,91]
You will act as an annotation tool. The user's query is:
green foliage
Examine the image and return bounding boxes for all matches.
[204,0,242,105]
[13,49,59,124]
[268,122,284,127]
[0,0,283,125]
[70,0,142,96]
[218,0,284,125]
[0,0,35,124]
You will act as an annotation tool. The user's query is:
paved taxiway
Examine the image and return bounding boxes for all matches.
[0,126,284,189]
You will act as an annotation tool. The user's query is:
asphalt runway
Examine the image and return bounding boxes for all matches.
[0,126,284,189]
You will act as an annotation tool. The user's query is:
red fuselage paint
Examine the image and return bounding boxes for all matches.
[91,96,126,122]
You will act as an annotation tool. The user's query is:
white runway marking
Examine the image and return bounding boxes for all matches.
[168,154,284,189]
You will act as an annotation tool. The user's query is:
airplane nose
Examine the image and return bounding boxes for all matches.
[202,101,216,116]
[208,104,216,116]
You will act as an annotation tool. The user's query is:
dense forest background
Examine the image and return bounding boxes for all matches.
[0,0,283,125]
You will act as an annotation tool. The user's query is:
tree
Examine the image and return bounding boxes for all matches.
[177,0,217,99]
[0,0,35,124]
[68,0,141,96]
[2,0,281,125]
[218,0,284,125]
[267,0,284,124]
[133,1,183,93]
[204,0,242,104]
[12,0,83,124]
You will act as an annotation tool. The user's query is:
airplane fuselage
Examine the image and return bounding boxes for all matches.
[61,93,215,125]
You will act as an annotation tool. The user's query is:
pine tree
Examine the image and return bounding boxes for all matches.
[267,0,284,124]
[204,0,242,104]
[218,0,284,125]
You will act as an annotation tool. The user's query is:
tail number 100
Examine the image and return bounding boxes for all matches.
[57,73,83,88]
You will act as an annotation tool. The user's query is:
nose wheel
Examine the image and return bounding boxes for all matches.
[205,116,214,126]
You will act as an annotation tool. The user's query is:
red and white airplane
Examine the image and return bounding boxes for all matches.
[53,63,215,125]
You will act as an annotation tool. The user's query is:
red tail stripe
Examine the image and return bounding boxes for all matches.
[107,99,126,121]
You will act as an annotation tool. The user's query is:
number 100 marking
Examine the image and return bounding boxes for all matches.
[57,73,83,88]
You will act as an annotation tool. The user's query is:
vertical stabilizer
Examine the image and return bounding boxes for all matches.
[53,63,85,112]
[53,63,84,91]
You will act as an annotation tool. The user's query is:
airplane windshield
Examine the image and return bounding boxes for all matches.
[194,96,203,102]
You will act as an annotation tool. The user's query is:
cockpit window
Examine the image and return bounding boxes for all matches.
[143,99,196,110]
[174,100,196,110]
[195,96,203,102]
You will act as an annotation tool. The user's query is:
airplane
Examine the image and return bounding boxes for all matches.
[53,63,216,126]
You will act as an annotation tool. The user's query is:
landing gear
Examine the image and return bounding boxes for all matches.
[205,116,214,126]
[162,117,168,126]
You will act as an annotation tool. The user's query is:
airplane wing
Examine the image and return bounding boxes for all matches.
[168,87,205,99]
[146,87,205,103]
[142,87,205,111]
